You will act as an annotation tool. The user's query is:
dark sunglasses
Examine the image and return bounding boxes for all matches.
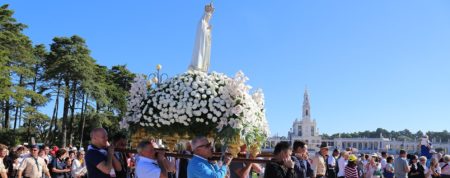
[196,142,212,149]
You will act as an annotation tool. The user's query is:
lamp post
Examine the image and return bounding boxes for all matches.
[148,64,168,88]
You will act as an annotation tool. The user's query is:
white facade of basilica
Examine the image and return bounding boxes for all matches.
[287,89,322,150]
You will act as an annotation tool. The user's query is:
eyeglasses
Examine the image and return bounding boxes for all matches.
[196,142,212,149]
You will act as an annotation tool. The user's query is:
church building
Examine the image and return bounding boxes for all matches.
[287,89,322,150]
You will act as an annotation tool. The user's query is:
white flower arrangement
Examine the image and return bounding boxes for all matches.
[121,75,148,129]
[122,70,269,145]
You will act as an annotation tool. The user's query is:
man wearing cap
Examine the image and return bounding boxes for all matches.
[71,147,78,156]
[187,136,232,178]
[17,145,51,178]
[311,142,328,178]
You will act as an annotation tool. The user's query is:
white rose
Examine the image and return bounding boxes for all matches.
[193,111,202,116]
[192,82,199,89]
[214,111,222,117]
[200,101,207,107]
[179,115,187,121]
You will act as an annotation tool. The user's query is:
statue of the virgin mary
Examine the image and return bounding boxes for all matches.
[188,3,214,73]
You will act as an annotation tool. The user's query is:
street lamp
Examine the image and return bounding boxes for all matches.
[148,64,168,88]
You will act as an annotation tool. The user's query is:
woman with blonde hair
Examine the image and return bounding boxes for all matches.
[71,151,87,178]
[430,158,441,178]
[365,154,382,178]
[441,155,450,178]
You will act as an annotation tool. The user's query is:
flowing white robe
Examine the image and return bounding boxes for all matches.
[189,12,212,73]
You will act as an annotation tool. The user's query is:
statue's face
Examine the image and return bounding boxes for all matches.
[205,5,214,13]
[205,13,212,22]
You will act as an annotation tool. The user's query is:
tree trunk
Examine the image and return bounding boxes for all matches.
[46,79,61,144]
[26,108,32,143]
[96,100,100,113]
[18,107,22,128]
[13,75,24,130]
[61,80,70,147]
[0,101,3,127]
[18,107,22,127]
[29,64,39,139]
[79,93,88,147]
[4,99,10,129]
[13,105,19,130]
[68,81,77,146]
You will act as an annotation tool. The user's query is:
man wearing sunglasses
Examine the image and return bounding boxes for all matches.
[187,136,232,178]
[17,145,51,178]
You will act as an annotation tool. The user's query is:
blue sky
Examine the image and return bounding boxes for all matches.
[5,1,450,136]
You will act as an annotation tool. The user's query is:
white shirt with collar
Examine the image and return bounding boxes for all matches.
[136,155,161,178]
[327,156,336,166]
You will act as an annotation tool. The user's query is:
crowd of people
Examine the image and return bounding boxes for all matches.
[264,141,450,178]
[1,129,450,178]
[0,142,89,178]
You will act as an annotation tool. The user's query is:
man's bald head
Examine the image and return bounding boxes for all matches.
[90,128,107,139]
[90,128,108,148]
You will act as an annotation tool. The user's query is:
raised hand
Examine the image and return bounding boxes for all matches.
[284,158,295,169]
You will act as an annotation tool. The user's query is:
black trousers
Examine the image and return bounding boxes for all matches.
[327,170,337,178]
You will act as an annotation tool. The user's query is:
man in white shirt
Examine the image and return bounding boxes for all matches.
[337,151,349,178]
[135,140,175,178]
[327,149,339,178]
[380,152,388,170]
